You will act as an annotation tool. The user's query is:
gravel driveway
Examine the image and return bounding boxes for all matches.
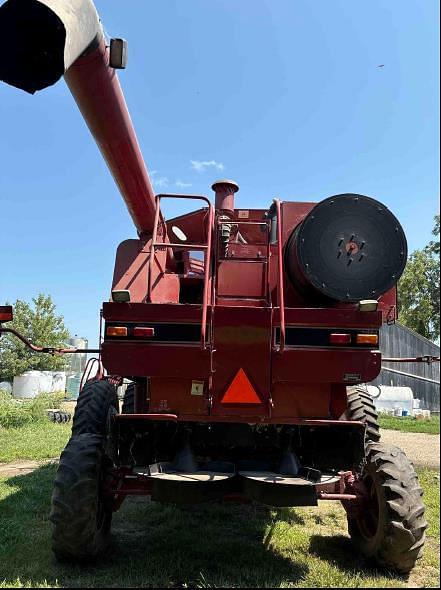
[380,429,440,469]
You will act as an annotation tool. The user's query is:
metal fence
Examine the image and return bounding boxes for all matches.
[371,323,440,411]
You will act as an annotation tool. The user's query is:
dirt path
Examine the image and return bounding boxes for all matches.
[380,429,440,469]
[0,458,57,478]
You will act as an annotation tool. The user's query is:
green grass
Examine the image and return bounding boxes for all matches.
[379,414,440,435]
[0,391,65,429]
[0,422,71,463]
[0,391,71,463]
[0,465,439,588]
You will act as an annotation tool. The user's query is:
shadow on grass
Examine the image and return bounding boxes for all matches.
[308,534,408,583]
[0,465,310,588]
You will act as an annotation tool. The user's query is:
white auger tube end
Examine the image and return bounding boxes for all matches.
[0,0,102,93]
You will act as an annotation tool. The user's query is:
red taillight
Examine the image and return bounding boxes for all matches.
[133,327,155,338]
[329,333,351,345]
[106,326,128,337]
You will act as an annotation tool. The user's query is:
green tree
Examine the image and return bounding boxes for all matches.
[398,215,440,341]
[0,294,70,382]
[427,214,440,256]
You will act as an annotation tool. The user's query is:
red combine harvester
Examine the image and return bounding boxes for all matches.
[0,0,431,572]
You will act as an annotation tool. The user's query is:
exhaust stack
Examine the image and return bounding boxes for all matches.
[0,0,157,235]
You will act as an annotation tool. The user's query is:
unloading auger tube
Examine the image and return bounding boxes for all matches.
[0,0,156,236]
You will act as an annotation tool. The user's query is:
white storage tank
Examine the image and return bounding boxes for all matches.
[13,371,42,399]
[367,385,414,416]
[39,371,54,393]
[12,371,67,398]
[52,372,67,392]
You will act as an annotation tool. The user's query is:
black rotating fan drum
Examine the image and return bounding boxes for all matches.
[284,193,407,303]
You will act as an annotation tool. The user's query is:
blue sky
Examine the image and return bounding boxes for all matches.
[0,0,439,348]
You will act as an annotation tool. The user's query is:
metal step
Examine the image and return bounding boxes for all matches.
[136,463,236,503]
[131,465,339,507]
[239,471,324,507]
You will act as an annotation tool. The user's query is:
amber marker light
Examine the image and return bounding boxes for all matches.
[356,334,379,345]
[106,326,128,337]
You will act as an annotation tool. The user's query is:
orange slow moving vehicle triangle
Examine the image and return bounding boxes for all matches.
[221,368,261,404]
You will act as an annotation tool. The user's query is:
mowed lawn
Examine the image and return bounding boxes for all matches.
[378,415,440,435]
[0,464,439,588]
[0,409,439,588]
[0,422,71,463]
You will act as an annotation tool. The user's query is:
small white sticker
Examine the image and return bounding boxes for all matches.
[191,381,204,396]
[238,210,249,219]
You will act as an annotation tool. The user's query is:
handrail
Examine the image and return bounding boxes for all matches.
[147,193,214,350]
[382,356,440,364]
[152,242,208,250]
[0,327,100,354]
[147,195,163,301]
[275,199,285,353]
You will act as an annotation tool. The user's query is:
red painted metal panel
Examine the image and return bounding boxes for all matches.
[111,238,180,303]
[212,306,272,417]
[275,307,383,329]
[103,302,210,323]
[271,383,332,418]
[272,348,381,384]
[166,208,211,246]
[149,377,209,415]
[101,342,211,379]
[217,261,266,298]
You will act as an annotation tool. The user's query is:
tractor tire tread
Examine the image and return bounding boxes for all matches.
[72,379,117,435]
[347,385,381,443]
[49,433,112,561]
[348,442,426,573]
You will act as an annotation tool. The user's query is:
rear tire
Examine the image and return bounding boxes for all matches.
[347,385,380,443]
[72,379,118,435]
[348,442,427,573]
[50,433,113,561]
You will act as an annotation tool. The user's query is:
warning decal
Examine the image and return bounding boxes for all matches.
[221,368,261,404]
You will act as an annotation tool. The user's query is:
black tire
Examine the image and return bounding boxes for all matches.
[72,379,118,435]
[50,433,113,561]
[348,442,427,573]
[122,383,135,414]
[347,385,380,443]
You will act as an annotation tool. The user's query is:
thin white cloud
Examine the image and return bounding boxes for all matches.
[190,159,225,173]
[153,176,169,188]
[175,180,193,188]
